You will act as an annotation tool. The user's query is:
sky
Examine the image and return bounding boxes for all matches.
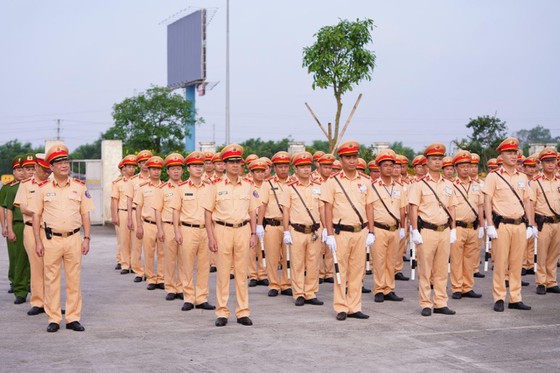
[1,0,559,153]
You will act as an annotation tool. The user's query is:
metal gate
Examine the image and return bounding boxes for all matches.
[70,159,103,225]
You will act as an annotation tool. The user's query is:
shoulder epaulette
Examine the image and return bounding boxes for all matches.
[287,180,298,186]
[331,171,341,178]
[139,181,149,187]
[131,174,139,179]
[9,181,19,186]
[312,179,322,185]
[112,177,123,184]
[243,177,254,185]
[73,178,86,185]
[178,180,189,186]
[359,171,369,178]
[394,180,403,186]
[211,178,222,184]
[38,180,49,187]
[21,177,31,184]
[533,174,541,181]
[265,176,273,181]
[158,182,168,189]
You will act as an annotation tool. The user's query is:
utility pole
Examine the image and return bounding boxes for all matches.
[225,0,230,144]
[56,119,61,140]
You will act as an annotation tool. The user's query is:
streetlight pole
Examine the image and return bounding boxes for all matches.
[225,0,230,144]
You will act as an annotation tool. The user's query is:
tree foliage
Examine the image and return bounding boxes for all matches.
[456,115,508,171]
[303,18,376,152]
[0,140,43,176]
[234,138,294,159]
[390,141,416,163]
[515,125,559,155]
[105,86,196,154]
[70,137,102,160]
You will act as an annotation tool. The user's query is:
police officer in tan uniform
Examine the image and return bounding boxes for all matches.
[14,153,52,315]
[316,154,335,283]
[393,155,411,281]
[281,152,324,306]
[247,159,268,287]
[530,148,560,295]
[111,155,137,274]
[483,137,536,312]
[321,141,375,321]
[408,143,457,317]
[171,151,215,311]
[202,144,260,327]
[31,144,94,332]
[522,155,538,275]
[134,156,165,290]
[449,151,484,300]
[154,153,184,300]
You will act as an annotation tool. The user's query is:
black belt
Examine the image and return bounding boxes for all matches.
[52,228,81,238]
[215,220,249,228]
[143,218,157,225]
[290,223,320,234]
[456,220,478,229]
[334,222,368,233]
[422,221,449,232]
[374,222,398,232]
[132,207,136,211]
[536,214,560,224]
[163,221,173,225]
[264,218,282,226]
[25,222,33,227]
[501,217,524,225]
[181,222,205,228]
[13,220,24,224]
[118,208,128,212]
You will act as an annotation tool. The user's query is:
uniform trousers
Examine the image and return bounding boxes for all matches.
[215,224,251,318]
[289,229,321,300]
[450,226,479,293]
[43,233,82,324]
[115,210,131,269]
[536,222,560,288]
[248,238,267,281]
[492,223,525,303]
[163,223,182,293]
[180,226,210,305]
[264,225,291,291]
[333,229,367,314]
[24,224,43,307]
[142,222,164,285]
[417,228,450,309]
[372,227,399,295]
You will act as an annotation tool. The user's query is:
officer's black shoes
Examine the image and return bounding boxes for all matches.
[66,321,85,332]
[536,285,546,295]
[462,290,482,298]
[27,306,45,316]
[505,280,509,288]
[525,268,535,275]
[433,307,456,315]
[521,268,527,276]
[403,256,410,262]
[156,283,165,290]
[229,274,235,280]
[473,272,485,278]
[295,296,305,306]
[215,317,228,327]
[195,302,216,310]
[257,279,269,286]
[248,279,257,287]
[133,276,143,283]
[361,286,371,294]
[365,270,373,275]
[494,300,505,312]
[521,281,529,287]
[546,286,560,293]
[176,293,184,300]
[8,284,14,293]
[421,308,432,317]
[209,266,217,273]
[280,289,293,296]
[324,277,334,283]
[452,292,462,300]
[336,312,347,321]
[47,323,60,333]
[165,293,176,301]
[146,284,156,290]
[305,298,324,306]
[181,302,194,311]
[395,272,410,281]
[508,302,531,310]
[237,316,253,326]
[268,289,279,297]
[374,292,384,303]
[319,278,324,284]
[14,297,26,304]
[115,263,122,270]
[347,311,369,319]
[120,269,130,275]
[384,292,403,301]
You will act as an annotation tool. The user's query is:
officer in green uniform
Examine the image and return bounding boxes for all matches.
[2,155,30,303]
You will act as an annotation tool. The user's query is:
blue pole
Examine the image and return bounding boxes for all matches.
[185,85,196,152]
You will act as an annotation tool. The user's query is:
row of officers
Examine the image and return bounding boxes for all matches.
[4,137,560,332]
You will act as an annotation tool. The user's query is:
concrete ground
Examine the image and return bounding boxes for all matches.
[1,225,559,372]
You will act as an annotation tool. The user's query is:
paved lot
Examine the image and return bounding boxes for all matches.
[1,225,559,372]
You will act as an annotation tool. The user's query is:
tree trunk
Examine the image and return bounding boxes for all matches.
[330,92,343,153]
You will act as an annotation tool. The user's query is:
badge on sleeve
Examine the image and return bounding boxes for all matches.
[85,190,92,199]
[253,190,259,198]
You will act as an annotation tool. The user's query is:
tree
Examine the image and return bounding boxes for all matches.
[455,115,508,171]
[390,141,416,163]
[515,125,559,155]
[236,138,293,159]
[303,18,376,152]
[0,140,44,176]
[70,138,102,159]
[105,86,197,154]
[305,140,330,155]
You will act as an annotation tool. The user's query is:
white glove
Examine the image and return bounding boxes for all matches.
[411,229,423,245]
[477,227,485,239]
[399,228,405,240]
[366,233,375,246]
[527,226,538,239]
[486,225,498,240]
[321,228,328,243]
[256,225,265,240]
[450,228,457,244]
[326,235,337,253]
[283,231,292,245]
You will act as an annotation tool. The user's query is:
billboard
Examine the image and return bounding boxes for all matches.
[167,9,206,89]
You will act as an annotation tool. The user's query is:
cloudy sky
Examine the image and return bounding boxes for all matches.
[1,0,559,152]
